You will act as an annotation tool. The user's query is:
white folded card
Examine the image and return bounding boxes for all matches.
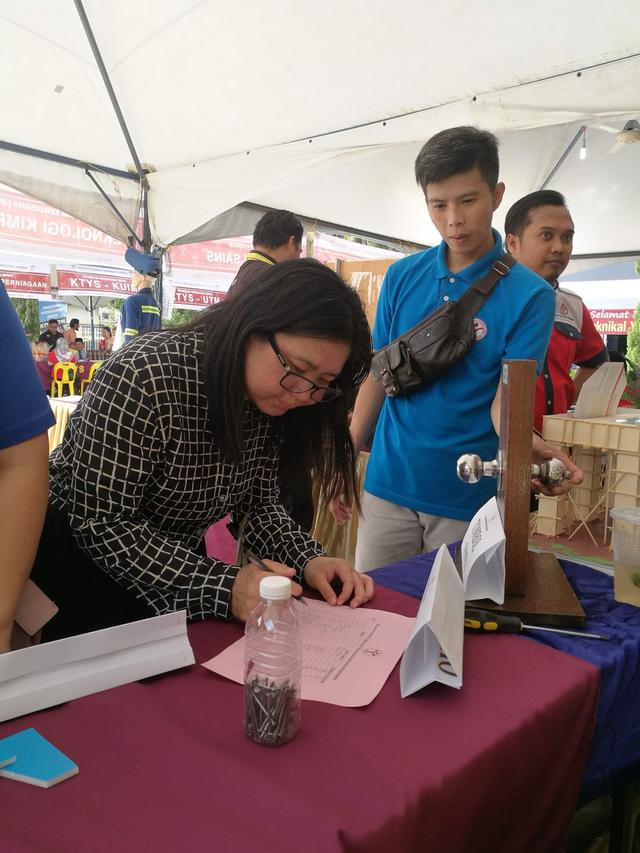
[461,496,505,604]
[0,612,195,723]
[400,544,465,697]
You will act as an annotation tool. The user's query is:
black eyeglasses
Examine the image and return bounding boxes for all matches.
[268,335,342,403]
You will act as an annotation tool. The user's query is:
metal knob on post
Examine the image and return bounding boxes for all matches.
[456,453,570,488]
[456,453,500,484]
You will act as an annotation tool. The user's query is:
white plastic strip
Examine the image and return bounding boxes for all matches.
[0,612,194,723]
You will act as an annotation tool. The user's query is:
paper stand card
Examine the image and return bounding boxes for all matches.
[461,497,506,604]
[0,612,195,723]
[399,545,465,697]
[0,728,78,788]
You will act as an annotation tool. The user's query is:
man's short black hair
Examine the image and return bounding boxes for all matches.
[70,318,79,328]
[48,319,58,326]
[504,190,569,239]
[75,337,84,344]
[415,126,500,191]
[253,210,303,250]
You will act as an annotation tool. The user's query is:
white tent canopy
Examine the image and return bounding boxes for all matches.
[1,1,639,255]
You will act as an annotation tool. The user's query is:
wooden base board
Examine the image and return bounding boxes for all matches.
[456,548,586,628]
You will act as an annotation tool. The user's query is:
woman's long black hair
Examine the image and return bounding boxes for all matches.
[182,259,371,506]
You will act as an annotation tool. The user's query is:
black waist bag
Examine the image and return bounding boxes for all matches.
[371,255,514,397]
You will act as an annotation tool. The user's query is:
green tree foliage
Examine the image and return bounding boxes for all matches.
[10,298,41,339]
[627,303,640,372]
[167,307,198,326]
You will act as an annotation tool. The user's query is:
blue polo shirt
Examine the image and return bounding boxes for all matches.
[0,280,55,450]
[365,230,555,521]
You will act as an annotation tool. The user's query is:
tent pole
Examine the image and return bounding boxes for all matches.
[0,140,138,181]
[572,250,640,260]
[155,249,166,328]
[89,295,95,351]
[73,0,147,187]
[84,169,143,248]
[539,126,585,190]
[142,189,152,253]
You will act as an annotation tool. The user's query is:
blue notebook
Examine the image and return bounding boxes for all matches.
[0,728,78,788]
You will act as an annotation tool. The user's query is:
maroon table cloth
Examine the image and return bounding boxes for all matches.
[34,359,94,393]
[0,587,599,853]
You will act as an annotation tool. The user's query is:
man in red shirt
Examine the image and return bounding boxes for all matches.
[505,190,608,432]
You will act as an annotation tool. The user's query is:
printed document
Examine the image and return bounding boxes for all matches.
[461,496,505,604]
[203,601,413,707]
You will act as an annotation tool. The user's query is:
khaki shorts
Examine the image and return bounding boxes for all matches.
[355,491,469,573]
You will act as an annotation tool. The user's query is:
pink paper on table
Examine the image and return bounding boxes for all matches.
[203,599,413,707]
[14,580,59,636]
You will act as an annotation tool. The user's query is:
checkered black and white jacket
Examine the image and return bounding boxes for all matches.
[49,330,324,621]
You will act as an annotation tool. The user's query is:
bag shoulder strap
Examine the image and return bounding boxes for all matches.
[456,253,515,315]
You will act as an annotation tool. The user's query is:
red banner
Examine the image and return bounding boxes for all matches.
[57,269,135,296]
[1,269,51,295]
[0,186,244,273]
[0,189,126,256]
[1,188,403,286]
[589,308,635,335]
[173,286,227,308]
[169,238,251,273]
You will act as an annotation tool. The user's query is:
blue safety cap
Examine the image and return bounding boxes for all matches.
[125,247,162,276]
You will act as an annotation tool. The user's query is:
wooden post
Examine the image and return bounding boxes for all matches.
[463,358,586,627]
[498,361,536,596]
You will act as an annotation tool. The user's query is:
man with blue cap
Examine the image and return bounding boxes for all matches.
[120,248,162,346]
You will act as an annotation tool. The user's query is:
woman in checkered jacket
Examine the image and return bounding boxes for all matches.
[31,260,375,640]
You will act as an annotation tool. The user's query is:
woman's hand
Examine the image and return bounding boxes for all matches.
[230,559,303,622]
[303,556,374,608]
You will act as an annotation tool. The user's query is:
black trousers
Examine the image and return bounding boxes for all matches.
[30,505,156,642]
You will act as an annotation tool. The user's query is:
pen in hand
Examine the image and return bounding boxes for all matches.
[245,550,308,606]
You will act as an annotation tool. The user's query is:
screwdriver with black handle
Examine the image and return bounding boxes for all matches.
[464,608,609,641]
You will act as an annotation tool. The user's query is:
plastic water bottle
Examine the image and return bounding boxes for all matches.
[244,575,302,746]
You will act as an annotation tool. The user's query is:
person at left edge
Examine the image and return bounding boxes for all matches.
[0,279,55,652]
[120,248,161,346]
[30,260,374,641]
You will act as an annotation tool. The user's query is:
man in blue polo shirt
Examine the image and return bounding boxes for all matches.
[332,126,582,571]
[0,279,55,651]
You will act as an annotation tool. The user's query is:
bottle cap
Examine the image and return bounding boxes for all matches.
[259,576,292,601]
